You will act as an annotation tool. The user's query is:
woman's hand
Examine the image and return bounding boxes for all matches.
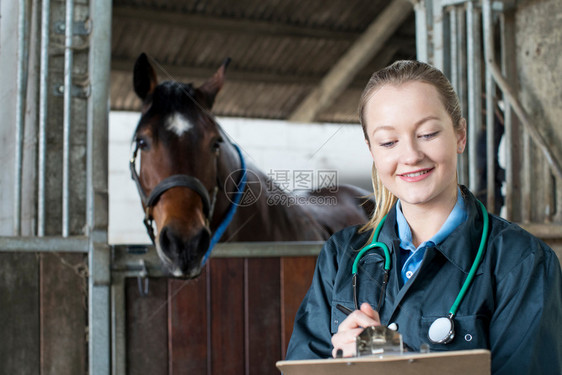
[331,303,381,358]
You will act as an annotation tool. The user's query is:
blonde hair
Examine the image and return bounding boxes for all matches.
[359,60,463,240]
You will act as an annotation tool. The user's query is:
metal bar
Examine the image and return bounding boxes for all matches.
[113,242,323,261]
[466,0,482,192]
[449,7,458,90]
[440,0,470,6]
[111,274,127,375]
[457,6,469,186]
[414,0,429,62]
[500,10,515,221]
[87,0,112,372]
[432,0,444,70]
[14,0,30,236]
[62,0,74,237]
[522,125,531,222]
[487,61,562,182]
[0,236,89,252]
[483,0,496,211]
[38,0,50,236]
[112,242,323,278]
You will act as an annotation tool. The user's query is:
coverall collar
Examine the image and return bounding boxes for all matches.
[377,185,486,275]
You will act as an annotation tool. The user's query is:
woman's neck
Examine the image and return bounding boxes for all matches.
[400,187,458,247]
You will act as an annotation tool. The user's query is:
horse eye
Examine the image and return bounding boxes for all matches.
[136,137,148,150]
[212,137,223,150]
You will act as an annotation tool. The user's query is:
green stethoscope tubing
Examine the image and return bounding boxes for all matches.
[351,200,489,324]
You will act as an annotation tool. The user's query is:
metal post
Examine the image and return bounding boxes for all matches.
[14,0,30,236]
[87,0,112,372]
[449,7,458,90]
[522,126,531,222]
[457,6,469,186]
[38,0,50,236]
[432,0,444,70]
[500,10,516,221]
[62,0,74,237]
[415,0,429,62]
[466,0,481,192]
[482,0,496,212]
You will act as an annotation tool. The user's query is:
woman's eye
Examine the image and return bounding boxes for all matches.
[379,140,397,148]
[420,131,439,140]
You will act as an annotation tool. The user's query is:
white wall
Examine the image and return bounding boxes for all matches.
[109,112,373,244]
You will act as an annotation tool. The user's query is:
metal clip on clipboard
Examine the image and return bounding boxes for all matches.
[356,326,404,356]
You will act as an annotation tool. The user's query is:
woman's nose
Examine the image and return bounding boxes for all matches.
[400,140,424,164]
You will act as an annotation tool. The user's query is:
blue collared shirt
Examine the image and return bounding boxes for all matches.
[396,188,468,285]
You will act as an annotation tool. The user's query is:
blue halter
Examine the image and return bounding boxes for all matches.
[201,143,247,266]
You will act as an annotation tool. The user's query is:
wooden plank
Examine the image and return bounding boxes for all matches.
[280,256,318,358]
[0,253,40,374]
[40,253,87,375]
[126,277,168,375]
[288,0,413,122]
[210,258,245,375]
[245,258,281,374]
[168,269,209,374]
[112,6,359,40]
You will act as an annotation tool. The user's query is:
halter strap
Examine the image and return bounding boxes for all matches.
[201,143,247,266]
[146,175,211,217]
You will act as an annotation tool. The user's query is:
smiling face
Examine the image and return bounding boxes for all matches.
[364,81,466,211]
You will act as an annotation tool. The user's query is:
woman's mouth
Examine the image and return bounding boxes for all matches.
[399,168,434,181]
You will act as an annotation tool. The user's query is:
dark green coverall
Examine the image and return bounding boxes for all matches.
[286,188,562,375]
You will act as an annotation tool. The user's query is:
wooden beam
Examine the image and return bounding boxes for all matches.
[288,0,414,123]
[112,6,359,40]
[112,34,413,87]
[111,58,321,85]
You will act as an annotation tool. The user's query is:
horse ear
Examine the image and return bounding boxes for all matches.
[133,53,158,101]
[198,58,231,108]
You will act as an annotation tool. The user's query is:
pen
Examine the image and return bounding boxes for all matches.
[336,303,354,316]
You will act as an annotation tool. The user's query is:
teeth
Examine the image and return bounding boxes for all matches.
[403,170,429,177]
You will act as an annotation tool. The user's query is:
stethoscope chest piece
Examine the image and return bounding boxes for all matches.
[428,315,455,344]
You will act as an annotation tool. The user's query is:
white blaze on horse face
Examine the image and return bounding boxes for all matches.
[166,113,193,136]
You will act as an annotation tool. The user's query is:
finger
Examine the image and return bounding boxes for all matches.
[360,302,381,323]
[338,310,379,331]
[332,327,364,346]
[332,329,362,359]
[332,342,356,358]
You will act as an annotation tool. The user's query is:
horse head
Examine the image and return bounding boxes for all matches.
[131,53,233,278]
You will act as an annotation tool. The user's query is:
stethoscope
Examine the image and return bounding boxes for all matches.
[351,200,489,345]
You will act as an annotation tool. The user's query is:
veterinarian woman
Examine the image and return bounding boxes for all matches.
[285,60,562,375]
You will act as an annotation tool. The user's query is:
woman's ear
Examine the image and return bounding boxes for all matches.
[456,118,467,153]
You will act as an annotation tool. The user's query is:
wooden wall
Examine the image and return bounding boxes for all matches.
[126,256,317,375]
[0,253,88,374]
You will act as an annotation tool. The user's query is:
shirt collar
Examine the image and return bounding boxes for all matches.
[376,186,487,274]
[395,186,468,252]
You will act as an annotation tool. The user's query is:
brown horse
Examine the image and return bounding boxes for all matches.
[131,53,374,278]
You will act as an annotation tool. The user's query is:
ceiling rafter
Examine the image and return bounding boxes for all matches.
[112,6,361,40]
[289,0,414,122]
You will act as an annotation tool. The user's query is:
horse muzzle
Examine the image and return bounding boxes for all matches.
[157,224,211,278]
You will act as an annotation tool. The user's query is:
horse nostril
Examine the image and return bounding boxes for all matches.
[159,226,171,253]
[159,225,185,262]
[158,225,211,276]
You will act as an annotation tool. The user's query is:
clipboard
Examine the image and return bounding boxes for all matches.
[276,349,490,375]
